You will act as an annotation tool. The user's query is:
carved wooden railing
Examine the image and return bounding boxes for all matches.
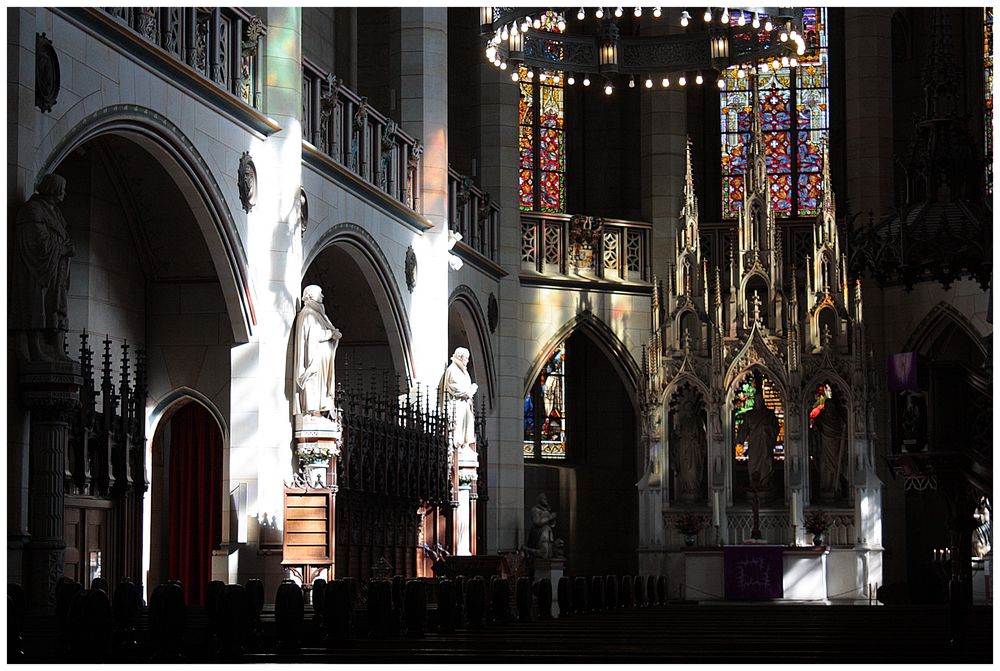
[448,168,499,263]
[302,60,421,211]
[521,212,652,283]
[101,7,265,109]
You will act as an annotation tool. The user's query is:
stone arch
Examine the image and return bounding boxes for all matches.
[523,311,641,407]
[904,301,989,363]
[37,104,254,343]
[305,222,415,381]
[448,285,496,408]
[675,307,702,350]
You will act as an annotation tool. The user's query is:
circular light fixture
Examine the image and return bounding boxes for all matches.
[615,6,624,18]
[500,24,509,40]
[645,77,653,88]
[736,67,745,79]
[680,10,690,26]
[704,8,712,22]
[721,7,729,24]
[583,75,591,86]
[557,18,566,31]
[539,72,548,82]
[595,6,605,18]
[781,55,789,67]
[737,11,745,26]
[695,72,704,85]
[661,76,670,87]
[679,75,687,86]
[780,31,788,42]
[629,75,636,88]
[533,17,541,28]
[526,68,534,79]
[521,17,530,32]
[764,19,773,31]
[653,6,662,18]
[717,78,725,90]
[578,7,585,20]
[752,13,760,28]
[511,71,519,81]
[500,60,507,70]
[634,6,642,17]
[789,57,798,67]
[567,73,576,85]
[604,82,613,95]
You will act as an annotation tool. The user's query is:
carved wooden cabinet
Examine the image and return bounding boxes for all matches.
[282,488,335,584]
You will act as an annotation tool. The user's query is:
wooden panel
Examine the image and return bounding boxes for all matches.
[286,532,329,546]
[286,495,329,507]
[287,519,329,533]
[285,506,329,520]
[284,545,331,561]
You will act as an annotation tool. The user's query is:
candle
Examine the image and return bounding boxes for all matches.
[791,491,800,526]
[712,490,721,527]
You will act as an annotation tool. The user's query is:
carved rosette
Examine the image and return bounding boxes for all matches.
[35,33,60,113]
[238,151,257,213]
[405,245,418,293]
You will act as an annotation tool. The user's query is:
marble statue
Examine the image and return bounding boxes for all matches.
[12,174,75,362]
[293,285,342,417]
[813,385,848,499]
[442,347,478,460]
[736,374,780,486]
[526,492,558,559]
[672,391,705,500]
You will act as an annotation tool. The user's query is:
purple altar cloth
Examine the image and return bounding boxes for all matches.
[723,545,784,600]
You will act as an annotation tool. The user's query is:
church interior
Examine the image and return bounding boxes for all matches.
[6,4,993,663]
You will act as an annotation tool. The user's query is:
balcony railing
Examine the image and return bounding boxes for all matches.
[303,60,421,212]
[448,168,499,263]
[521,212,651,283]
[101,7,264,109]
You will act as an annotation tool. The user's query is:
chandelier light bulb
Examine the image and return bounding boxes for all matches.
[500,60,507,70]
[533,17,541,29]
[721,7,729,24]
[717,77,725,89]
[680,10,690,26]
[557,18,566,31]
[736,67,745,79]
[759,62,769,73]
[645,77,653,88]
[772,57,781,69]
[539,71,547,82]
[679,75,687,86]
[583,75,591,86]
[567,73,575,85]
[752,13,760,28]
[764,19,773,31]
[596,6,605,19]
[629,75,636,88]
[790,29,798,40]
[500,25,509,40]
[781,55,789,67]
[704,8,712,22]
[662,76,670,87]
[634,7,642,17]
[578,7,586,20]
[511,71,519,81]
[653,7,661,18]
[780,31,788,42]
[789,57,798,67]
[797,41,806,56]
[526,68,534,79]
[604,82,613,95]
[737,11,745,26]
[521,18,530,32]
[615,7,624,18]
[695,72,704,85]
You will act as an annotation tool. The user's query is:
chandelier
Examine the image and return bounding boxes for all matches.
[480,6,817,92]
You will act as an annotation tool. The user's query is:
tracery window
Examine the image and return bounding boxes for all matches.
[985,7,993,196]
[518,12,566,213]
[523,342,567,460]
[720,7,829,219]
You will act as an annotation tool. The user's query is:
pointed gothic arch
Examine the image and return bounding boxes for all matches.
[448,285,497,407]
[904,301,990,363]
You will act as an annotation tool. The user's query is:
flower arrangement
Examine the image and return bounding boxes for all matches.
[673,512,707,536]
[298,443,333,466]
[803,510,831,536]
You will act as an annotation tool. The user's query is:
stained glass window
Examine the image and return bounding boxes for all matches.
[721,8,829,219]
[733,372,785,461]
[809,384,829,427]
[523,342,567,460]
[518,12,566,214]
[986,7,993,196]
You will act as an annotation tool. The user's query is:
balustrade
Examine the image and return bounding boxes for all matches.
[302,61,421,211]
[448,168,499,263]
[101,7,264,109]
[521,212,651,283]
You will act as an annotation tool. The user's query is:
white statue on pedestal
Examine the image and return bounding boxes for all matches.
[442,347,478,464]
[293,284,341,418]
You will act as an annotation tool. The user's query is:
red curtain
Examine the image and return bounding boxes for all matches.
[167,402,222,606]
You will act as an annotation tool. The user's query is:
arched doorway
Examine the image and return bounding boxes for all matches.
[731,368,786,503]
[149,400,224,606]
[523,327,639,576]
[38,120,241,600]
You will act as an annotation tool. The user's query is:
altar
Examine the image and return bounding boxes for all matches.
[683,545,829,602]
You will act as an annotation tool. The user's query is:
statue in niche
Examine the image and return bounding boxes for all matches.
[12,174,76,363]
[672,389,705,501]
[525,492,563,560]
[735,373,780,489]
[442,347,478,462]
[293,284,342,418]
[812,384,848,500]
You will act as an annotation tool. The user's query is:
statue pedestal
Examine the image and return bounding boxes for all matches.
[455,448,479,556]
[293,414,340,487]
[534,558,565,617]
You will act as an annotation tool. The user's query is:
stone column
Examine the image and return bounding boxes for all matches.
[228,7,302,595]
[477,59,525,552]
[20,362,82,614]
[844,10,895,218]
[390,7,450,390]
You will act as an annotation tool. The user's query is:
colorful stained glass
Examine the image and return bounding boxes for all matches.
[540,129,564,172]
[540,171,564,213]
[809,385,829,427]
[525,343,567,460]
[520,170,534,210]
[733,372,785,461]
[986,7,993,196]
[519,63,565,212]
[720,8,828,218]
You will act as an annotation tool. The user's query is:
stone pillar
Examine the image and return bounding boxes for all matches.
[390,8,450,389]
[477,58,525,552]
[844,10,895,218]
[20,362,82,614]
[229,6,302,594]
